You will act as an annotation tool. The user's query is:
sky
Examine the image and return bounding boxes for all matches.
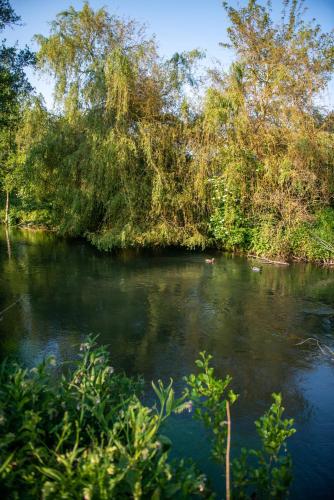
[3,0,334,109]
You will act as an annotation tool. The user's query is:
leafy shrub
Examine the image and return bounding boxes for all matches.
[0,338,296,499]
[0,337,206,499]
[290,209,334,262]
[209,177,251,251]
[185,352,296,499]
[250,219,292,258]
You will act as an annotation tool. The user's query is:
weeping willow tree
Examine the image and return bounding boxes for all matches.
[201,0,334,260]
[12,0,334,261]
[16,3,209,249]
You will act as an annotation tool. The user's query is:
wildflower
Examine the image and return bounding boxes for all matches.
[184,400,193,413]
[155,441,162,450]
[80,343,90,352]
[198,475,207,492]
[106,366,114,375]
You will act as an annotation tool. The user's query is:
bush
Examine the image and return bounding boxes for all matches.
[290,209,334,262]
[0,338,296,499]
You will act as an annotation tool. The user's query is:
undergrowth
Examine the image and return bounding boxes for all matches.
[0,337,296,499]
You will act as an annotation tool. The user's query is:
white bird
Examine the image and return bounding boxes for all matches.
[205,258,215,264]
[252,266,261,272]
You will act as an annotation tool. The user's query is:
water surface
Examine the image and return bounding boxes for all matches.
[0,228,333,498]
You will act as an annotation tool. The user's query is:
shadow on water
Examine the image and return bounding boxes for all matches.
[0,227,334,498]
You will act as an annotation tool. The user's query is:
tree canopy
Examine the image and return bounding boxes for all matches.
[0,0,35,224]
[1,0,334,261]
[0,0,35,127]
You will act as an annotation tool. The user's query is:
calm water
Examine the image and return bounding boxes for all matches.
[1,228,334,498]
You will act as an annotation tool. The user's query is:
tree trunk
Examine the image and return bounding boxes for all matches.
[5,190,10,225]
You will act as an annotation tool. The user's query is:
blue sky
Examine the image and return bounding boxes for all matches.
[3,0,334,108]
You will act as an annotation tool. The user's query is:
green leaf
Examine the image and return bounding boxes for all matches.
[38,467,65,482]
[165,387,175,416]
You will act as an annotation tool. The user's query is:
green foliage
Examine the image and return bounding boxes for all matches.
[0,0,35,129]
[0,0,35,127]
[0,338,296,498]
[184,352,296,500]
[0,336,206,499]
[232,394,296,499]
[0,43,35,127]
[0,0,35,225]
[209,177,251,250]
[202,0,334,260]
[250,208,334,261]
[9,3,209,247]
[290,209,334,261]
[184,351,238,461]
[2,0,334,262]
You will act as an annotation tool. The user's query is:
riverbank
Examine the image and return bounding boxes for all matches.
[2,220,334,266]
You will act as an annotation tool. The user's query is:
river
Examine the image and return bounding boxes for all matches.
[0,227,333,498]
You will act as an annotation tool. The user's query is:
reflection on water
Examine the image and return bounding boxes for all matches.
[0,227,334,498]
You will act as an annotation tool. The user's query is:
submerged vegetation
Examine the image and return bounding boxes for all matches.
[0,337,296,499]
[0,0,334,262]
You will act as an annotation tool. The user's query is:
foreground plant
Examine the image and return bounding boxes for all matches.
[185,352,296,499]
[0,338,295,498]
[0,337,205,499]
